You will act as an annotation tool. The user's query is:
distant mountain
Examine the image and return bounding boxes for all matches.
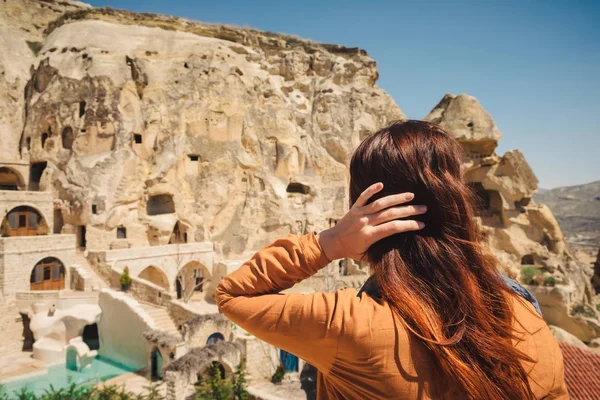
[534,181,600,248]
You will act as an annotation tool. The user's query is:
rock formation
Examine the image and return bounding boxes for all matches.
[27,302,101,362]
[425,94,598,341]
[1,0,403,258]
[0,0,598,342]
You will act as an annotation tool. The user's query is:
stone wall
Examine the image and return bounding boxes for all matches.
[167,299,199,328]
[185,314,234,349]
[164,341,243,400]
[0,299,26,355]
[109,267,173,307]
[237,335,279,383]
[97,289,156,369]
[89,242,213,295]
[0,234,76,297]
[15,291,98,313]
[0,190,54,233]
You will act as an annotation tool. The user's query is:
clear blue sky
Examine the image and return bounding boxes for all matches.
[88,0,600,189]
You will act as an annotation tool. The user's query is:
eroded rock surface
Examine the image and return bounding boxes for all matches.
[3,3,403,256]
[425,94,598,340]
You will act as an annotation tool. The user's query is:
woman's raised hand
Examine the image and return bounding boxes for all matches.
[317,183,426,262]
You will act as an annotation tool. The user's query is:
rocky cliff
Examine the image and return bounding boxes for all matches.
[1,0,597,341]
[424,94,599,341]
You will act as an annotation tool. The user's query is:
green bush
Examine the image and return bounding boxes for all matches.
[195,363,233,400]
[120,266,132,290]
[520,266,542,285]
[597,304,600,313]
[0,383,142,400]
[571,303,596,318]
[232,364,248,400]
[543,276,557,287]
[26,41,43,56]
[270,365,285,384]
[0,384,12,400]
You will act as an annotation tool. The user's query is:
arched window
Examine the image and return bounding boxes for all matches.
[280,350,299,372]
[138,266,169,290]
[206,332,224,345]
[169,221,188,244]
[2,206,45,237]
[30,257,65,290]
[0,167,24,190]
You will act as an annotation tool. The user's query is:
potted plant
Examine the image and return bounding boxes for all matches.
[120,266,132,291]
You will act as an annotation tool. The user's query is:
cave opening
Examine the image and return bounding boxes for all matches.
[147,194,175,215]
[287,182,310,195]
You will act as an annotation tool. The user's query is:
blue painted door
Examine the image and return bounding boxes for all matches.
[280,350,299,372]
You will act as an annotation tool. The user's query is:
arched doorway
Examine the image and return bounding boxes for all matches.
[196,361,227,384]
[0,167,25,190]
[206,332,224,345]
[176,279,182,299]
[30,257,65,291]
[150,347,163,380]
[176,262,211,301]
[82,323,99,350]
[169,221,188,244]
[280,350,299,373]
[138,266,169,290]
[1,206,46,237]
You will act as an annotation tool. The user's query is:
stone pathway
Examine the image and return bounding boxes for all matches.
[187,299,219,315]
[0,352,48,383]
[98,372,167,397]
[248,380,313,400]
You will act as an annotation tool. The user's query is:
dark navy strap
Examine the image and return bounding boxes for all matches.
[500,275,543,316]
[357,275,543,317]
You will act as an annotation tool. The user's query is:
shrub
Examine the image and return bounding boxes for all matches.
[195,363,233,400]
[571,303,596,318]
[597,304,600,313]
[271,365,285,384]
[13,387,35,400]
[543,276,557,287]
[0,385,10,400]
[232,364,249,400]
[26,41,43,56]
[120,266,132,290]
[520,266,542,285]
[0,383,154,399]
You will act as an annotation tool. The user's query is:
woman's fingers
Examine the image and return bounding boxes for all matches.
[351,182,384,209]
[363,192,415,214]
[370,220,425,243]
[369,205,427,226]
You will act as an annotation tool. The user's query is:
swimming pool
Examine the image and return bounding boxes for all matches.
[1,356,137,396]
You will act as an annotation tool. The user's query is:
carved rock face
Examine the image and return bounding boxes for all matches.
[5,11,403,256]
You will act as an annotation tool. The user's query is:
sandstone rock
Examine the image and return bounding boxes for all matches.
[2,6,403,258]
[424,93,597,338]
[549,325,588,348]
[424,94,503,159]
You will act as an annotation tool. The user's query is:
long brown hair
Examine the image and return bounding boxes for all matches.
[350,120,535,399]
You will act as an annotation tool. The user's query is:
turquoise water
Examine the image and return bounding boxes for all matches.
[1,356,137,396]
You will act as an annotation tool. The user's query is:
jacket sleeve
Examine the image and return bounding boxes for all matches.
[549,341,569,399]
[215,232,353,375]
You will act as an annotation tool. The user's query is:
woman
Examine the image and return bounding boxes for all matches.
[216,120,567,399]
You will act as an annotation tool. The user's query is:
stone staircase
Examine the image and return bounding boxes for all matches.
[71,251,109,292]
[139,301,181,338]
